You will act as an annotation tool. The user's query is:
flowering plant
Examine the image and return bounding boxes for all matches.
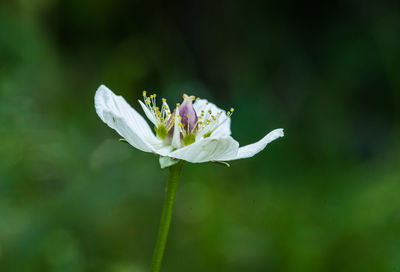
[95,85,283,167]
[94,84,283,271]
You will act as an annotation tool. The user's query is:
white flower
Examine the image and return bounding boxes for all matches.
[95,85,284,167]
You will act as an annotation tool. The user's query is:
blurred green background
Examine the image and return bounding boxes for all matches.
[1,0,400,271]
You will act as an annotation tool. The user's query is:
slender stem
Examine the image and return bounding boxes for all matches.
[150,161,183,272]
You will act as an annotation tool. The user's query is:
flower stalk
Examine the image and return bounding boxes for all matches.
[150,161,184,272]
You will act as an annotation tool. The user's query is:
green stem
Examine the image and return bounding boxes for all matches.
[150,161,183,272]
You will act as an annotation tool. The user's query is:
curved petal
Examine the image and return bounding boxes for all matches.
[224,128,284,161]
[171,108,182,149]
[193,98,231,137]
[95,85,161,152]
[167,136,239,163]
[208,116,231,138]
[138,100,157,125]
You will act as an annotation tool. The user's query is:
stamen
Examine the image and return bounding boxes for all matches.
[140,91,176,140]
[196,105,236,139]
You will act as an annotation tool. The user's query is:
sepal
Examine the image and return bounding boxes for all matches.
[211,161,230,167]
[159,156,180,169]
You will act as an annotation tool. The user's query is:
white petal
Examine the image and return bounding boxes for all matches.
[167,136,239,163]
[138,100,157,125]
[224,128,284,161]
[154,144,174,156]
[193,98,212,112]
[171,108,182,149]
[194,98,231,137]
[208,115,231,138]
[95,85,161,152]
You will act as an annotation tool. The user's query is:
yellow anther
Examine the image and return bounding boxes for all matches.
[176,103,180,107]
[186,114,190,118]
[227,112,231,116]
[142,91,147,97]
[208,110,212,114]
[230,108,234,112]
[212,116,216,121]
[162,98,166,103]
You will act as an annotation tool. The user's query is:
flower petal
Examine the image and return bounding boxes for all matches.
[171,107,182,149]
[95,85,161,152]
[167,136,239,163]
[224,128,284,161]
[193,98,231,137]
[155,143,177,156]
[138,100,157,126]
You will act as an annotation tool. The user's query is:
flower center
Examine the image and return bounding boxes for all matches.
[141,92,234,145]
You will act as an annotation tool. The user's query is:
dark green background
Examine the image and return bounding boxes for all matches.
[1,1,399,271]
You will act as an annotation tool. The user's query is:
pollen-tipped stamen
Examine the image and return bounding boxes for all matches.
[142,92,175,140]
[198,107,235,138]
